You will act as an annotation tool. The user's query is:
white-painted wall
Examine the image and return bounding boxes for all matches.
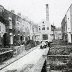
[0,22,6,37]
[38,21,53,42]
[67,33,71,43]
[66,8,72,43]
[67,8,71,33]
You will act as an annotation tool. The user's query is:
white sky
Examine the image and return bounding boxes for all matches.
[0,0,72,27]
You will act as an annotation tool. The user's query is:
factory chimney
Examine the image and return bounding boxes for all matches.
[46,4,49,21]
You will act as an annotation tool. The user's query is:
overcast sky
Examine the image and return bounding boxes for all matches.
[0,0,72,27]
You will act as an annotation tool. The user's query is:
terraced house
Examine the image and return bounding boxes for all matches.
[61,4,72,43]
[0,5,38,47]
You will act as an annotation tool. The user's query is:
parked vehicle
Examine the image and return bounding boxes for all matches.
[40,41,47,49]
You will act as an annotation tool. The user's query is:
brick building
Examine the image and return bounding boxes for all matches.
[0,5,38,46]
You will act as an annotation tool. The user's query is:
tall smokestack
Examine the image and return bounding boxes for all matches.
[46,4,49,21]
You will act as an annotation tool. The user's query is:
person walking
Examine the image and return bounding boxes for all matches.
[48,42,51,48]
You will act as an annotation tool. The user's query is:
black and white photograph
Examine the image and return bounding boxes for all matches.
[0,0,72,72]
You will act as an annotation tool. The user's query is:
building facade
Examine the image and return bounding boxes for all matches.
[0,22,6,37]
[38,20,53,42]
[61,4,72,43]
[37,4,54,42]
[61,15,67,41]
[0,5,38,46]
[54,28,62,40]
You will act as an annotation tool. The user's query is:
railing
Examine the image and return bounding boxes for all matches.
[0,49,13,63]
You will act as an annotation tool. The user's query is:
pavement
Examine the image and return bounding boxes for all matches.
[0,45,49,72]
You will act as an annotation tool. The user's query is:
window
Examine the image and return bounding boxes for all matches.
[42,21,44,24]
[42,27,45,30]
[39,26,40,30]
[16,16,21,22]
[17,22,19,25]
[39,28,40,30]
[33,28,34,32]
[42,34,48,40]
[47,27,49,30]
[42,25,45,30]
[0,26,1,31]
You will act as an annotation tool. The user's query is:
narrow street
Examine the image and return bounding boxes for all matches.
[1,45,49,72]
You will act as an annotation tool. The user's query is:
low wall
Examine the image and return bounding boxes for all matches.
[13,45,25,56]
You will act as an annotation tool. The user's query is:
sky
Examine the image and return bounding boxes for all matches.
[0,0,72,27]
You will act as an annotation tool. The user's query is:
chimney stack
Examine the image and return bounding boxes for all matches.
[46,4,49,21]
[11,10,15,14]
[17,13,21,17]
